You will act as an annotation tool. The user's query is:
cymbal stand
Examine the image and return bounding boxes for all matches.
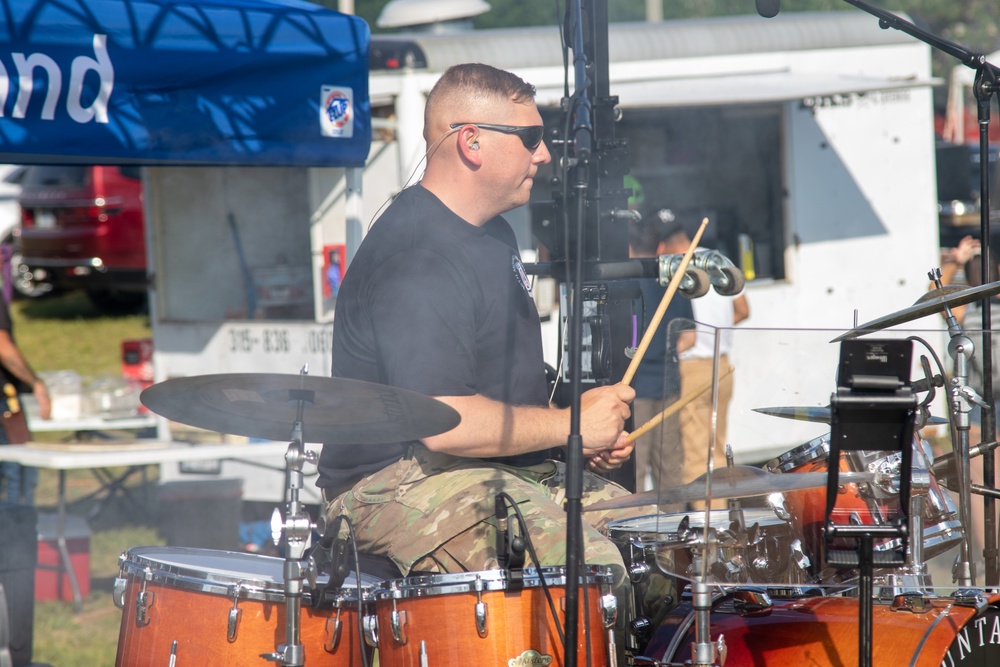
[262,380,319,667]
[931,269,983,586]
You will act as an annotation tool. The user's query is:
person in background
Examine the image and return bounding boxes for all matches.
[660,222,749,508]
[0,296,50,504]
[628,211,694,494]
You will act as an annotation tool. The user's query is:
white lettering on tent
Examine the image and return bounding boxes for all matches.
[0,33,113,124]
[13,52,61,120]
[68,34,113,123]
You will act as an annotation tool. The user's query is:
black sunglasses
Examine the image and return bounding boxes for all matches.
[450,123,545,150]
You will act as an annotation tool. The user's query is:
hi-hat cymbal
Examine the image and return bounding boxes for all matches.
[753,405,948,425]
[584,465,875,512]
[140,373,461,445]
[833,280,1000,342]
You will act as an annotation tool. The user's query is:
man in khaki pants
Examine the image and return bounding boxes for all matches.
[660,223,749,509]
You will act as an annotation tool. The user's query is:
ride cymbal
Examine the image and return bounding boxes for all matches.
[584,465,876,512]
[833,280,1000,342]
[753,405,948,425]
[140,373,461,444]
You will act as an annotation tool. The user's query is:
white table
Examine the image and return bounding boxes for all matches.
[27,414,158,434]
[0,441,317,610]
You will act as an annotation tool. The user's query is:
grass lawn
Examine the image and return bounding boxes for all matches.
[7,291,156,666]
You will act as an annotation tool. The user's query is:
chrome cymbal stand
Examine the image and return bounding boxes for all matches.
[931,269,984,587]
[262,371,319,667]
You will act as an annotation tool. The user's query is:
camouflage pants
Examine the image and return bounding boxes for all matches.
[324,444,653,577]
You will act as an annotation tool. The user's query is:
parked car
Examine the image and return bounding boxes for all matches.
[16,165,147,311]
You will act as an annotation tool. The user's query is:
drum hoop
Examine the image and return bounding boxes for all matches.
[764,435,830,473]
[374,565,612,600]
[119,546,372,604]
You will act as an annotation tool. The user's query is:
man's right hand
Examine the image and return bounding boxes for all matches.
[579,384,635,456]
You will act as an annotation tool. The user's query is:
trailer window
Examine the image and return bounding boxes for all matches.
[534,104,784,282]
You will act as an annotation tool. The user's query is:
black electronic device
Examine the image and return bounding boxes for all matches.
[826,337,916,667]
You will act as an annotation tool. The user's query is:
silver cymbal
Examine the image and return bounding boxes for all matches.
[585,465,875,512]
[140,373,461,444]
[753,405,948,425]
[833,280,1000,342]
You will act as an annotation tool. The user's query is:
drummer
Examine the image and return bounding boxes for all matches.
[317,63,651,614]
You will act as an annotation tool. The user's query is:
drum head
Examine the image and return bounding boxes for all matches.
[120,546,381,603]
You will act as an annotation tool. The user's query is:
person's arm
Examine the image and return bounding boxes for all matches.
[0,331,51,419]
[422,383,635,460]
[733,294,749,324]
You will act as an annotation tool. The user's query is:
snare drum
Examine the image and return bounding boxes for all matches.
[645,592,1000,667]
[765,433,962,571]
[608,509,808,587]
[114,546,379,667]
[369,566,616,667]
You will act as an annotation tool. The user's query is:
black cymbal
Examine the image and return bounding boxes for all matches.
[833,280,1000,342]
[584,465,875,512]
[140,373,461,445]
[753,405,948,425]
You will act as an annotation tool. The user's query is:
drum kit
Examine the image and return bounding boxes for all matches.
[109,281,1000,667]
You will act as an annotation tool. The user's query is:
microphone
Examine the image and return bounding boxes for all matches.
[495,494,509,567]
[756,0,780,18]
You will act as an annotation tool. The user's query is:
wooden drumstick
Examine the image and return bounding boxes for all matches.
[626,365,733,444]
[620,217,709,387]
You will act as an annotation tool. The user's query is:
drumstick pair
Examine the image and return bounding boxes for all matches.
[619,217,710,440]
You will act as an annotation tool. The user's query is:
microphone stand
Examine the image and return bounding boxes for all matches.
[564,0,592,663]
[840,0,1000,587]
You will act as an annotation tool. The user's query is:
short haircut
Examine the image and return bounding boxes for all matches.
[424,63,537,130]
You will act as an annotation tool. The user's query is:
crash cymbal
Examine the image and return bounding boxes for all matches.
[140,373,461,445]
[753,405,948,425]
[584,465,876,512]
[833,280,1000,341]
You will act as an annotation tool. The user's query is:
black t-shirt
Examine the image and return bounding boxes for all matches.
[317,185,552,492]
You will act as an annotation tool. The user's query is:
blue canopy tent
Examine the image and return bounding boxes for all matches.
[0,0,371,166]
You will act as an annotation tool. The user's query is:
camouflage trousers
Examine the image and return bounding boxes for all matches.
[323,444,654,578]
[324,445,672,660]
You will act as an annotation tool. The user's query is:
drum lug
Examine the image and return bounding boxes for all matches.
[391,601,408,645]
[600,593,618,628]
[135,589,154,627]
[362,613,379,648]
[716,634,728,667]
[954,589,991,615]
[628,561,650,584]
[324,608,343,652]
[475,600,488,637]
[228,585,246,643]
[473,577,489,638]
[228,607,242,643]
[890,592,932,613]
[113,577,128,610]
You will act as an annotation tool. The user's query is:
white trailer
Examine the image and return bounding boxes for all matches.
[149,12,942,498]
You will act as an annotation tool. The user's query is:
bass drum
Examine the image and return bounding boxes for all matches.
[644,593,1000,667]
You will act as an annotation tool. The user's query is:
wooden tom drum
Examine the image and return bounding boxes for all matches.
[114,546,379,667]
[369,566,616,667]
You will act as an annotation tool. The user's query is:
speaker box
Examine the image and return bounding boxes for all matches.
[0,505,37,666]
